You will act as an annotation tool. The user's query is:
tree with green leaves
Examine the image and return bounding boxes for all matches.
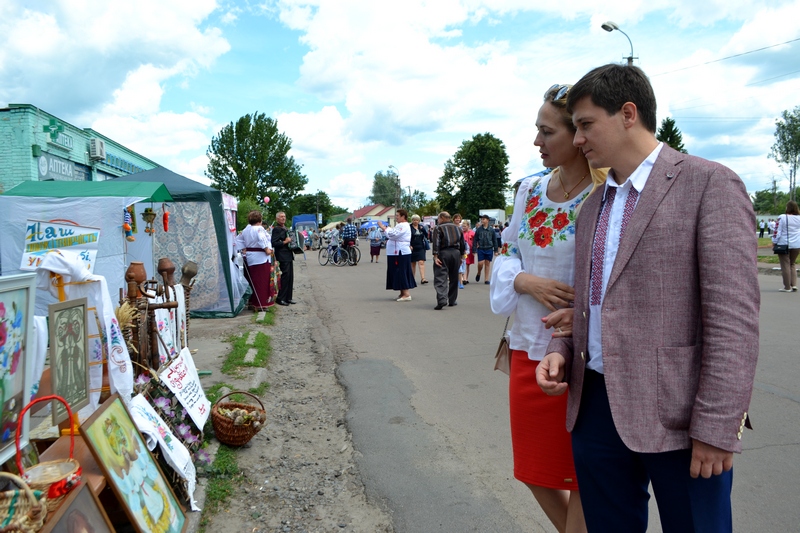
[656,117,687,153]
[369,169,400,206]
[770,106,800,202]
[435,133,510,220]
[402,189,430,213]
[206,112,307,213]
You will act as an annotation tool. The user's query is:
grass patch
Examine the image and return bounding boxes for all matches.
[221,332,271,375]
[253,306,276,325]
[248,381,270,396]
[759,255,780,264]
[758,237,774,247]
[205,382,234,404]
[199,444,242,532]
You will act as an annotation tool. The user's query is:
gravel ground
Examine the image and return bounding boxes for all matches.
[195,262,393,533]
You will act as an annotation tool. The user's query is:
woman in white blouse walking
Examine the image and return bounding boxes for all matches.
[378,209,416,301]
[490,84,606,533]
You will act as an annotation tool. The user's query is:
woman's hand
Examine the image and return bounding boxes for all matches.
[513,273,575,312]
[542,308,573,337]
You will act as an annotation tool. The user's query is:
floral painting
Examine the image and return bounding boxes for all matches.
[82,395,186,533]
[0,273,35,464]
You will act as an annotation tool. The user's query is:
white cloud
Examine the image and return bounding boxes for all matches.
[326,171,373,209]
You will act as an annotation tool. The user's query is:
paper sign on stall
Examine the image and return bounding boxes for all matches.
[21,220,100,272]
[161,347,211,428]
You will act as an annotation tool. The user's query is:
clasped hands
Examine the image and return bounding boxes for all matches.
[514,273,574,337]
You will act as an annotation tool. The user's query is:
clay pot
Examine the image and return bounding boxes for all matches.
[126,261,147,297]
[157,257,176,286]
[180,261,198,287]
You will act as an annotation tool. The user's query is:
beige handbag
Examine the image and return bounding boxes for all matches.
[493,316,511,375]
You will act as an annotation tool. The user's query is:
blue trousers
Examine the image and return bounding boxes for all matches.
[572,370,733,533]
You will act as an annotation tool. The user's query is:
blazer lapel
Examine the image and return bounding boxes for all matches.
[606,147,683,293]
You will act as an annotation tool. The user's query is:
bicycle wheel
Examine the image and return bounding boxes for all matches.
[318,247,329,266]
[334,248,349,266]
[351,245,361,265]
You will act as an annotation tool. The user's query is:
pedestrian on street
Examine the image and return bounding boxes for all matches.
[459,217,475,284]
[368,225,383,263]
[758,219,766,239]
[772,200,800,292]
[409,214,430,284]
[474,214,499,284]
[431,211,465,310]
[537,63,760,532]
[378,209,416,301]
[491,82,606,533]
[271,211,296,306]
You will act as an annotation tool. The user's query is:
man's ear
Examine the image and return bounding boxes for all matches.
[621,102,638,129]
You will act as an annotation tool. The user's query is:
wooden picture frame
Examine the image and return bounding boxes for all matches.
[80,394,187,533]
[40,481,114,533]
[0,273,36,464]
[48,297,90,425]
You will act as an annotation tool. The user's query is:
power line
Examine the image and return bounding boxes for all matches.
[651,36,800,77]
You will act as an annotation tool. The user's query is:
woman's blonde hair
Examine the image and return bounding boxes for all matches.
[411,214,421,221]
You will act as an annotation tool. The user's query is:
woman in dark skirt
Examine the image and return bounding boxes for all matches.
[378,209,416,301]
[368,225,383,262]
[409,214,429,284]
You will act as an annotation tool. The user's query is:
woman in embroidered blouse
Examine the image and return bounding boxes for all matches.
[378,209,416,301]
[490,84,607,533]
[235,210,275,311]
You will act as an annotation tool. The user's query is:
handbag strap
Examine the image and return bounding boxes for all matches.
[501,315,510,334]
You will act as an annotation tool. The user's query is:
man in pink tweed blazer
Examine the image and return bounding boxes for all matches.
[537,64,759,532]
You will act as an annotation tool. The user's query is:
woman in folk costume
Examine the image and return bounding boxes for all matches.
[235,210,275,311]
[490,84,607,533]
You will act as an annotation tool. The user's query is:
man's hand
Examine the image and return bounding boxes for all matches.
[542,308,574,337]
[690,439,733,479]
[536,353,568,396]
[434,257,442,267]
[514,273,575,312]
[284,237,291,244]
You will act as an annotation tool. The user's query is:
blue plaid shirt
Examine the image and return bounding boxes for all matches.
[341,223,357,240]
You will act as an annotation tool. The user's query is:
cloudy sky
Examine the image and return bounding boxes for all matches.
[2,0,799,210]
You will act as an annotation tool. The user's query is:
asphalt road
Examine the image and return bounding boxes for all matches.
[303,244,799,532]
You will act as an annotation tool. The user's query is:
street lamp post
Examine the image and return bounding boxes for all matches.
[388,165,400,210]
[601,21,636,66]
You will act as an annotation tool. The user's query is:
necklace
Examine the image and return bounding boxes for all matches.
[558,172,588,199]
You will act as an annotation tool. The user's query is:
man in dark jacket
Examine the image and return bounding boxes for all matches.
[271,211,295,305]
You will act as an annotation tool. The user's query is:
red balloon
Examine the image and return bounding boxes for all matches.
[263,196,270,204]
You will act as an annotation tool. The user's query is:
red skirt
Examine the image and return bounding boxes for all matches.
[509,349,578,490]
[243,261,275,310]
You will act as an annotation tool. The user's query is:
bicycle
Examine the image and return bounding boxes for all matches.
[343,240,361,266]
[319,243,349,266]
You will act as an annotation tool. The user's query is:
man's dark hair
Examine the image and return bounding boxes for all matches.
[567,64,658,133]
[347,217,352,223]
[396,208,409,220]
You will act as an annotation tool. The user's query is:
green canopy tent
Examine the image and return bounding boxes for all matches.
[3,180,173,202]
[113,169,248,317]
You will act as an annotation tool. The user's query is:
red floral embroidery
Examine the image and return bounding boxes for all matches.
[552,212,569,230]
[533,226,553,248]
[529,211,547,228]
[500,242,509,255]
[525,195,540,213]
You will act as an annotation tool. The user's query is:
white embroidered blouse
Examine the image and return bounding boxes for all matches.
[490,170,593,361]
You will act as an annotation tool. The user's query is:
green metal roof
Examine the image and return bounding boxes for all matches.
[3,180,173,202]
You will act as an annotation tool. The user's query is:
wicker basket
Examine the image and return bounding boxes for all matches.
[211,391,266,446]
[16,396,82,514]
[0,472,46,532]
